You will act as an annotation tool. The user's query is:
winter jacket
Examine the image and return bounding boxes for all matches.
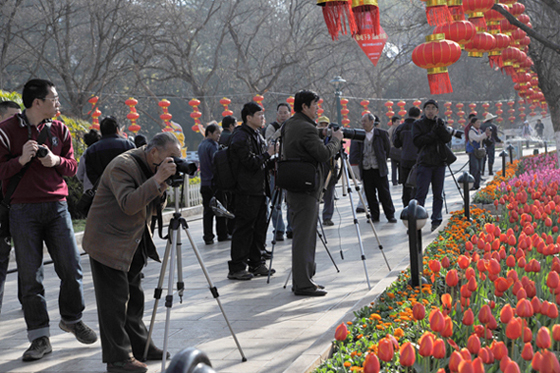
[393,117,418,168]
[412,115,452,167]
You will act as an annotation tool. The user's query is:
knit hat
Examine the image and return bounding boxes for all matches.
[423,99,439,109]
[317,116,330,124]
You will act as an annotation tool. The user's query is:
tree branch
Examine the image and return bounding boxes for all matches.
[491,3,560,54]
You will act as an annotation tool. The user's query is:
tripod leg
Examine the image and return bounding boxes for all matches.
[345,159,391,271]
[143,237,173,361]
[161,225,180,371]
[180,222,247,362]
[283,267,292,289]
[317,216,328,244]
[267,188,283,283]
[176,232,184,302]
[316,225,339,272]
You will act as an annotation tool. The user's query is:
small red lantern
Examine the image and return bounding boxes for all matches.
[501,46,521,75]
[126,98,140,133]
[360,99,370,116]
[433,20,477,46]
[317,0,357,41]
[463,0,495,30]
[509,2,525,17]
[318,98,325,116]
[220,97,232,117]
[189,98,202,131]
[517,14,530,25]
[413,100,422,107]
[484,4,508,32]
[159,99,172,131]
[352,0,380,35]
[488,32,510,68]
[412,33,462,95]
[253,95,264,111]
[91,108,101,130]
[464,31,496,58]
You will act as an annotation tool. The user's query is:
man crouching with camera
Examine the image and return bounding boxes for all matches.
[83,132,180,373]
[282,90,342,296]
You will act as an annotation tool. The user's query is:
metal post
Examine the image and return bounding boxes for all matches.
[407,200,421,288]
[545,141,548,154]
[501,150,507,178]
[507,144,514,164]
[463,175,470,221]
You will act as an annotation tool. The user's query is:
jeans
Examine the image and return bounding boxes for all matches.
[469,153,484,189]
[10,201,84,342]
[415,165,445,225]
[0,237,11,314]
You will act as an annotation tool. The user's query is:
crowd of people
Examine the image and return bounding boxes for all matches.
[0,78,530,372]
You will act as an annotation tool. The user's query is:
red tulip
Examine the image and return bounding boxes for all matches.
[506,318,522,340]
[521,343,534,361]
[547,271,560,289]
[334,323,348,341]
[458,255,471,269]
[506,255,516,267]
[429,259,442,273]
[467,276,477,292]
[463,308,474,326]
[472,357,484,373]
[363,353,380,373]
[500,304,514,324]
[377,337,394,362]
[516,298,534,318]
[432,338,446,359]
[487,258,501,275]
[418,332,434,357]
[446,269,459,287]
[458,360,474,373]
[467,334,481,355]
[492,341,508,360]
[503,360,521,373]
[500,356,512,373]
[399,342,415,367]
[441,316,453,338]
[478,305,492,324]
[478,347,494,365]
[523,327,533,343]
[536,326,551,349]
[441,293,452,310]
[430,309,445,333]
[532,351,543,371]
[412,302,425,321]
[552,324,560,342]
[540,350,560,373]
[547,303,559,319]
[449,351,464,372]
[441,256,450,268]
[495,277,511,293]
[531,296,542,314]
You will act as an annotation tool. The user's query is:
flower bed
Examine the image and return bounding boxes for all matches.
[314,153,560,373]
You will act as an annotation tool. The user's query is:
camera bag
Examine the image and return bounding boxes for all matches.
[212,146,237,192]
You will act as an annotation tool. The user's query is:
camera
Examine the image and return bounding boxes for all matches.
[36,145,49,158]
[446,126,463,139]
[321,123,366,142]
[166,157,198,186]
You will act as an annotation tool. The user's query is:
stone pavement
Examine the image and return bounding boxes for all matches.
[0,150,508,373]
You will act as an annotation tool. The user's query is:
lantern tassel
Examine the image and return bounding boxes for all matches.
[448,5,465,21]
[501,65,515,77]
[468,17,487,31]
[426,6,453,26]
[353,5,380,35]
[489,55,502,69]
[427,72,453,95]
[321,1,357,41]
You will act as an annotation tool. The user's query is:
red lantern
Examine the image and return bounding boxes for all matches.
[517,14,530,26]
[91,107,101,130]
[126,98,140,133]
[318,98,325,116]
[360,99,370,116]
[420,0,453,26]
[447,0,465,21]
[159,99,172,130]
[88,96,98,105]
[412,33,462,95]
[501,46,521,76]
[488,32,510,67]
[464,31,496,57]
[456,102,464,109]
[352,0,380,35]
[469,103,477,114]
[484,4,508,32]
[433,20,476,46]
[413,100,422,107]
[286,96,295,115]
[500,18,517,34]
[220,97,232,117]
[317,0,357,41]
[463,0,494,30]
[509,2,525,17]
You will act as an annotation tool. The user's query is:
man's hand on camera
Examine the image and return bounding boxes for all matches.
[267,142,276,156]
[154,157,177,185]
[332,128,343,141]
[38,147,61,168]
[19,140,39,166]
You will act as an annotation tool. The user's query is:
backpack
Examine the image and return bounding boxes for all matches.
[212,147,237,191]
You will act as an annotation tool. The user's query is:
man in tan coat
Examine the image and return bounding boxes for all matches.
[83,132,180,373]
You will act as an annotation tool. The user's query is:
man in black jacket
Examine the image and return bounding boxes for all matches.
[412,100,452,232]
[349,114,396,223]
[227,102,276,281]
[85,116,135,187]
[393,106,421,207]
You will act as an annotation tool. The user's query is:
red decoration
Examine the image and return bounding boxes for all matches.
[488,32,511,68]
[318,98,325,116]
[341,98,350,126]
[125,97,140,133]
[463,0,494,30]
[91,108,101,130]
[253,95,264,111]
[484,4,508,32]
[159,99,172,132]
[88,96,99,129]
[361,99,370,116]
[397,100,407,116]
[352,0,380,35]
[501,46,522,76]
[220,97,233,117]
[354,27,388,67]
[286,96,295,115]
[413,100,422,107]
[188,98,202,132]
[317,0,357,41]
[412,34,462,95]
[434,20,476,46]
[421,0,453,26]
[447,0,465,21]
[464,31,496,58]
[500,18,517,35]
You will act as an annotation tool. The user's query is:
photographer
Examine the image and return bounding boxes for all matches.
[282,90,342,296]
[466,117,489,190]
[393,106,421,208]
[83,132,180,373]
[412,99,452,232]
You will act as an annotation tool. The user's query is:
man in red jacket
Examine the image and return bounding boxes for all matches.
[0,79,97,361]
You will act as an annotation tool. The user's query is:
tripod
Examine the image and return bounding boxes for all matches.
[144,185,246,371]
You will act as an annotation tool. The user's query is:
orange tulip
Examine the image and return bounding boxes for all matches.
[478,304,492,324]
[363,353,380,373]
[492,341,508,360]
[432,338,446,359]
[334,323,348,341]
[446,269,459,287]
[430,309,445,333]
[412,302,425,321]
[505,318,522,340]
[449,351,464,372]
[521,343,534,361]
[547,271,560,289]
[429,259,441,273]
[467,334,481,354]
[462,308,474,326]
[552,324,560,342]
[377,337,394,362]
[418,332,434,357]
[458,360,474,373]
[441,293,452,310]
[399,342,415,367]
[536,326,551,349]
[503,360,521,373]
[540,350,560,373]
[472,357,484,373]
[532,351,543,371]
[500,304,514,324]
[516,298,534,318]
[458,255,471,269]
[478,347,494,365]
[441,316,453,338]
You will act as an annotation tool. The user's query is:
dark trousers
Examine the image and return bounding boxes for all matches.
[90,246,155,363]
[469,153,484,189]
[228,195,267,273]
[201,186,228,242]
[287,192,318,292]
[485,144,495,174]
[362,168,395,220]
[400,165,415,208]
[391,159,399,185]
[415,165,445,225]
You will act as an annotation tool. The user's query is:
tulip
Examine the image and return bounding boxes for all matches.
[460,285,472,299]
[478,304,492,325]
[334,323,348,341]
[446,269,459,287]
[487,258,501,275]
[478,347,494,365]
[457,360,474,373]
[432,338,446,359]
[449,351,464,372]
[541,350,560,373]
[516,298,534,318]
[536,326,551,349]
[521,342,534,361]
[472,357,484,373]
[531,296,542,314]
[458,255,471,269]
[547,303,559,319]
[377,337,394,362]
[532,351,543,371]
[495,277,510,293]
[487,314,498,330]
[506,255,516,267]
[412,302,425,321]
[441,316,453,338]
[503,360,521,373]
[429,259,441,273]
[547,271,560,289]
[430,309,445,333]
[441,293,452,310]
[506,318,522,340]
[465,267,476,280]
[467,334,481,354]
[516,288,528,300]
[552,324,560,342]
[492,341,508,360]
[541,300,551,316]
[363,353,380,373]
[399,342,415,367]
[467,276,477,292]
[441,256,450,268]
[523,327,533,343]
[452,304,467,324]
[500,304,514,324]
[418,333,434,357]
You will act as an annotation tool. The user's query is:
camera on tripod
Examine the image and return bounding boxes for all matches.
[166,157,198,187]
[321,123,366,142]
[446,126,463,139]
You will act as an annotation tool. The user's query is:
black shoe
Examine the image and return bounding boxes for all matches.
[323,219,334,226]
[387,217,397,223]
[356,207,366,213]
[107,358,148,373]
[489,171,494,175]
[218,235,231,242]
[275,234,284,242]
[470,187,479,191]
[250,264,276,277]
[204,239,214,245]
[431,222,442,232]
[371,217,380,223]
[262,250,272,260]
[59,320,97,344]
[227,270,253,280]
[286,232,293,239]
[294,288,328,296]
[22,336,52,361]
[137,346,171,361]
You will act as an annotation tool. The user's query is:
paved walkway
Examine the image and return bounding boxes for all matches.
[0,148,544,373]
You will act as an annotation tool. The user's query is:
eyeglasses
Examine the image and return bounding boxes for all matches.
[41,96,60,103]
